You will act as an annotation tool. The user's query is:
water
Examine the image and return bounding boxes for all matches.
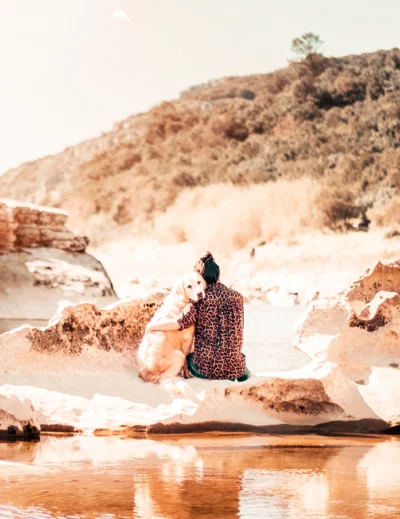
[243,305,308,372]
[1,305,399,518]
[1,435,400,518]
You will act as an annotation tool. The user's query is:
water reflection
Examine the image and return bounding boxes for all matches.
[0,435,399,519]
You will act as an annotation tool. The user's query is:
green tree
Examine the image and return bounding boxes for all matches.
[291,33,324,60]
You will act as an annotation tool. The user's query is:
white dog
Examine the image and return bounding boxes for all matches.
[137,272,206,383]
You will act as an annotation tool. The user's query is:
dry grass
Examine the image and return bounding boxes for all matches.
[2,48,400,245]
[153,178,320,252]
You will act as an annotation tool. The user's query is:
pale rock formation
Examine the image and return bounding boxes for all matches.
[0,198,88,252]
[0,395,40,441]
[1,259,400,439]
[0,199,117,333]
[294,259,400,427]
[0,293,165,438]
[28,291,165,356]
[0,201,17,249]
[344,260,400,314]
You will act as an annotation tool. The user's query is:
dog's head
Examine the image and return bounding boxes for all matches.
[172,272,206,302]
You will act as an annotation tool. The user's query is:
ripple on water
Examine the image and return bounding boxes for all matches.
[0,436,400,519]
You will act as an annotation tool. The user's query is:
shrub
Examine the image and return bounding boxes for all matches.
[213,115,249,142]
[290,33,324,60]
[317,183,361,231]
[240,89,256,101]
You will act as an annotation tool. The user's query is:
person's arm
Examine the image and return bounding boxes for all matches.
[177,303,198,330]
[146,319,179,333]
[146,303,198,334]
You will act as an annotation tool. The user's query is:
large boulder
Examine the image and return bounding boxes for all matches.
[294,259,400,427]
[0,199,117,333]
[27,292,165,357]
[0,259,399,437]
[0,293,164,439]
[0,395,40,441]
[0,198,88,252]
[344,260,400,314]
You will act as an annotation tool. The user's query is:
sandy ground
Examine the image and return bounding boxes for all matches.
[90,229,400,305]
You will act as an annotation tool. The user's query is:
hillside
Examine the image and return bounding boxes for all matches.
[1,48,400,244]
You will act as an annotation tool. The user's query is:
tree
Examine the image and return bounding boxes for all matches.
[291,33,324,60]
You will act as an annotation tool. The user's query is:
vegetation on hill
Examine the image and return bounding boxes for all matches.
[290,32,324,59]
[1,47,400,248]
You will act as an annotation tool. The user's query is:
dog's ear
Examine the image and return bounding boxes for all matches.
[172,278,185,298]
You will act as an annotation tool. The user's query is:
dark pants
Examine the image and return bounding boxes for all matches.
[187,353,251,382]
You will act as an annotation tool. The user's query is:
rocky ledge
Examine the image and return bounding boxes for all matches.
[0,198,88,252]
[0,395,40,441]
[0,260,399,439]
[0,199,117,333]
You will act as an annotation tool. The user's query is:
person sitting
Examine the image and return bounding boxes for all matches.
[146,252,250,382]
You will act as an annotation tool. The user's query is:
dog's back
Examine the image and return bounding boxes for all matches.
[150,291,187,323]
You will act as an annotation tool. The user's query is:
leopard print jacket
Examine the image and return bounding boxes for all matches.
[177,282,246,380]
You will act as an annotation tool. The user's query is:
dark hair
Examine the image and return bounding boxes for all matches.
[194,252,220,285]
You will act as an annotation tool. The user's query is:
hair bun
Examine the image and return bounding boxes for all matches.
[194,251,220,284]
[201,252,215,264]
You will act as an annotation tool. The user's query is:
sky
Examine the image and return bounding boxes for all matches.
[1,0,400,174]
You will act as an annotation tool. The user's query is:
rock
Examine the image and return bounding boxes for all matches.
[344,260,400,314]
[223,377,344,420]
[0,201,17,249]
[0,395,40,441]
[27,291,165,357]
[1,259,400,436]
[0,291,164,366]
[0,198,117,333]
[296,290,400,373]
[293,299,350,361]
[0,198,86,252]
[295,263,400,427]
[0,292,165,436]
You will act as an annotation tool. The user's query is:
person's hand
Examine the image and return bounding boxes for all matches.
[145,322,156,334]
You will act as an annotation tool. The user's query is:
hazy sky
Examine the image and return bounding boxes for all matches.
[1,0,399,174]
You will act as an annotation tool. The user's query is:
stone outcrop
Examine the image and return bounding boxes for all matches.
[0,293,165,439]
[28,292,164,357]
[344,260,400,314]
[0,395,40,441]
[294,259,400,427]
[0,198,88,253]
[1,259,400,439]
[0,199,117,333]
[0,201,16,249]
